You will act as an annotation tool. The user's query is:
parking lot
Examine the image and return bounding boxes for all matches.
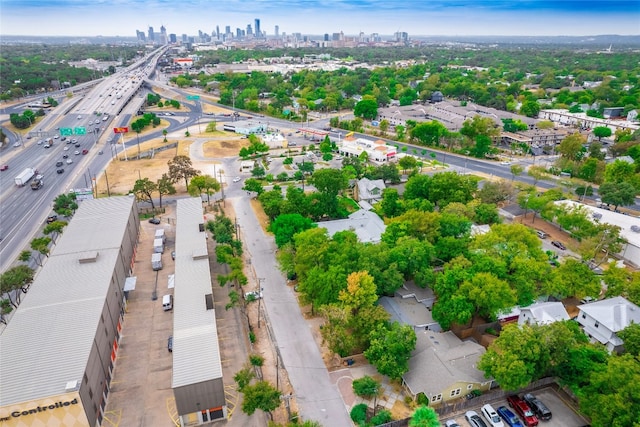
[442,387,590,427]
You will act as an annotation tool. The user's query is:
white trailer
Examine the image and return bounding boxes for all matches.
[14,168,35,186]
[151,253,163,271]
[153,238,164,254]
[154,228,166,243]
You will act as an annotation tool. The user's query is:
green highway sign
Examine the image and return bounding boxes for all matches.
[186,95,200,100]
[60,127,73,136]
[74,127,86,135]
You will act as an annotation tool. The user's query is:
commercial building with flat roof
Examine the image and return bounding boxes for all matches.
[0,196,139,427]
[172,198,225,425]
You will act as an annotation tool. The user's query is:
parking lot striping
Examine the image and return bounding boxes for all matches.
[165,397,180,427]
[100,409,122,427]
[224,385,239,419]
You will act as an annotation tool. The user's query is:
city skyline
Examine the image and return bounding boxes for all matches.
[1,0,639,37]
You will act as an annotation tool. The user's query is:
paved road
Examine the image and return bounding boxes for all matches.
[231,194,352,425]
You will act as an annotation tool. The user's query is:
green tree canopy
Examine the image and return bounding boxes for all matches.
[364,322,416,380]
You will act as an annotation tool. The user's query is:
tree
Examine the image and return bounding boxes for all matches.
[157,173,176,209]
[354,98,378,120]
[243,178,264,195]
[580,354,640,427]
[309,168,348,218]
[53,192,78,217]
[43,220,67,243]
[460,115,499,140]
[364,322,416,380]
[188,175,220,204]
[0,265,34,308]
[409,405,440,427]
[618,323,640,356]
[546,258,601,300]
[593,126,612,141]
[339,271,378,315]
[132,178,158,210]
[352,375,380,400]
[168,155,200,189]
[598,181,637,210]
[520,99,540,117]
[30,236,51,262]
[557,133,586,161]
[478,323,550,391]
[269,213,316,248]
[510,164,524,181]
[240,380,281,419]
[603,160,637,185]
[234,366,255,391]
[162,129,168,142]
[398,155,418,173]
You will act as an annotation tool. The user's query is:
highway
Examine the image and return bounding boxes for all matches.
[0,47,167,272]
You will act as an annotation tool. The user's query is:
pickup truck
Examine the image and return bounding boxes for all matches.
[31,174,44,190]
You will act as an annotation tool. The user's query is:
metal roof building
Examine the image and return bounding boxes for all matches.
[0,196,139,427]
[172,198,226,424]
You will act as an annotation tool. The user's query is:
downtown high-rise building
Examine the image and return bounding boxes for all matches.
[216,25,220,39]
[275,25,279,37]
[148,26,154,41]
[254,18,261,37]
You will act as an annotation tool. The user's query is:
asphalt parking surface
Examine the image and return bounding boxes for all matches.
[443,387,590,427]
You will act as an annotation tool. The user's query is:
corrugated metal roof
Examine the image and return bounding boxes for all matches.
[0,196,136,406]
[172,198,223,388]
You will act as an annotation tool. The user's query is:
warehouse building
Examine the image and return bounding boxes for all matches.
[0,196,139,427]
[172,198,226,425]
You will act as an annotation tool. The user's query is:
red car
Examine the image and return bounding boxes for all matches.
[0,165,8,171]
[82,149,88,155]
[507,395,538,427]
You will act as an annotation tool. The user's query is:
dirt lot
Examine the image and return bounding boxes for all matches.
[95,132,247,196]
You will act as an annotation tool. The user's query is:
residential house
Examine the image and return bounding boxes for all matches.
[518,302,570,326]
[316,209,386,243]
[354,177,386,203]
[402,331,491,405]
[577,296,640,353]
[379,282,439,332]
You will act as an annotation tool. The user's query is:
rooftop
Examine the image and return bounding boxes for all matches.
[316,209,386,243]
[172,198,223,388]
[0,196,136,406]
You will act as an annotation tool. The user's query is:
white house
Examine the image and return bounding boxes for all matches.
[354,177,386,203]
[577,296,640,353]
[518,302,570,326]
[316,209,386,243]
[338,138,397,164]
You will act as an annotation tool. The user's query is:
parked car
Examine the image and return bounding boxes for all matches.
[535,230,547,239]
[465,411,489,427]
[507,395,538,427]
[244,291,263,300]
[496,406,524,427]
[233,176,242,183]
[149,217,161,224]
[445,421,461,427]
[481,404,505,427]
[167,335,173,352]
[551,240,566,250]
[523,394,552,421]
[46,215,58,223]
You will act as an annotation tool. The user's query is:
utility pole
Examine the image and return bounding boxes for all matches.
[257,278,265,328]
[218,169,225,206]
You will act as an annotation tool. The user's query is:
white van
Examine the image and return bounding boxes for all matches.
[151,253,163,271]
[162,294,173,311]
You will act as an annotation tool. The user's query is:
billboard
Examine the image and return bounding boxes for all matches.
[113,127,129,134]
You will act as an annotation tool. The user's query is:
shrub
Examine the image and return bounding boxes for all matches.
[370,409,392,425]
[249,331,256,343]
[350,403,368,424]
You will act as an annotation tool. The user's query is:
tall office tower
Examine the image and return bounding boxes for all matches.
[395,31,408,43]
[254,18,261,37]
[169,34,177,43]
[136,30,146,42]
[216,25,220,39]
[324,33,329,42]
[247,24,253,36]
[160,25,167,44]
[225,25,231,36]
[275,25,279,37]
[198,30,203,39]
[148,26,155,41]
[182,33,188,43]
[332,32,340,41]
[236,28,242,38]
[371,33,381,42]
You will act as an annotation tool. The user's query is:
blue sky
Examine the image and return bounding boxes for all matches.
[1,0,638,37]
